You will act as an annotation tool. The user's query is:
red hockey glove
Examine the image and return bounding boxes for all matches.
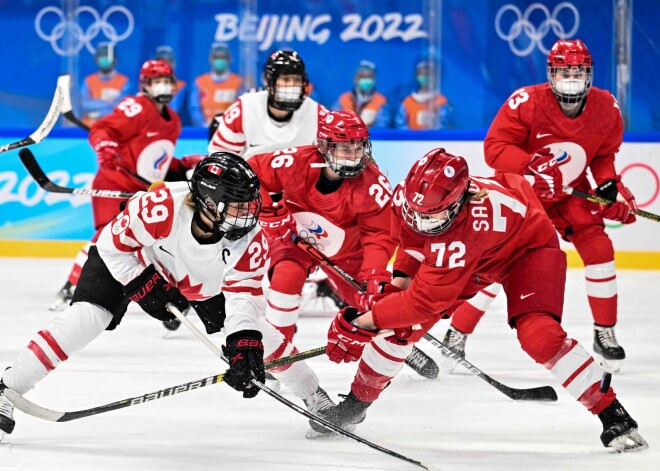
[354,282,402,311]
[327,307,378,363]
[596,177,637,224]
[179,154,206,169]
[259,204,297,241]
[94,140,122,171]
[222,330,265,399]
[527,148,563,200]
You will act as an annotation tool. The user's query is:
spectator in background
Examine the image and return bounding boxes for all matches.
[189,42,243,127]
[154,45,187,117]
[332,61,389,128]
[80,42,131,127]
[395,59,451,130]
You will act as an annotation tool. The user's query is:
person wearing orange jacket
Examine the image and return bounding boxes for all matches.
[80,42,131,127]
[395,59,451,130]
[189,42,243,127]
[332,61,389,128]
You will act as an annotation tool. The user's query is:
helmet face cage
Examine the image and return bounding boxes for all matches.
[140,60,175,104]
[401,149,470,235]
[317,111,372,178]
[547,40,593,104]
[318,138,372,178]
[189,153,262,241]
[401,191,467,235]
[264,50,309,111]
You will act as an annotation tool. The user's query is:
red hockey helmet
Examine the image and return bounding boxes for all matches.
[317,110,372,178]
[402,148,470,235]
[139,59,175,104]
[547,39,593,104]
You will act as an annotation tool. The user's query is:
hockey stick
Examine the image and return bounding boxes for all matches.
[294,235,558,401]
[422,333,557,401]
[292,235,440,380]
[1,346,325,423]
[19,148,134,198]
[59,73,91,132]
[563,185,660,223]
[0,75,67,154]
[165,304,436,471]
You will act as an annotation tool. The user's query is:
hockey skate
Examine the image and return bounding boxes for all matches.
[304,386,336,439]
[439,325,468,374]
[49,281,75,312]
[162,306,191,331]
[307,391,371,438]
[0,382,15,441]
[593,324,625,373]
[598,399,648,452]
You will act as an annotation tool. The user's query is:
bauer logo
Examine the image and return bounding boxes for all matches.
[112,214,130,235]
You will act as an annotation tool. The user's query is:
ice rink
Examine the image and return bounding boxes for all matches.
[1,258,658,471]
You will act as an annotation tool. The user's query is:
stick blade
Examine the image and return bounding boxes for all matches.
[506,385,558,402]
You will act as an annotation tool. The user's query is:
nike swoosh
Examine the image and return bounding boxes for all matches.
[248,143,263,148]
[147,132,159,137]
[285,199,304,209]
[536,132,552,138]
[591,210,600,215]
[520,293,535,300]
[159,245,174,257]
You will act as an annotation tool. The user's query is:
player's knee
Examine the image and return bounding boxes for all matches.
[571,225,614,265]
[516,312,567,364]
[269,260,307,292]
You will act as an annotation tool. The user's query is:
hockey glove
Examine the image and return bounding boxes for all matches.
[123,265,189,322]
[190,293,226,335]
[596,177,637,224]
[94,140,123,171]
[259,204,297,241]
[355,282,402,311]
[327,307,378,363]
[527,148,563,200]
[222,330,265,398]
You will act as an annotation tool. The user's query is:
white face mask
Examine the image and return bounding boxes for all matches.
[555,79,586,96]
[148,82,174,102]
[275,86,302,102]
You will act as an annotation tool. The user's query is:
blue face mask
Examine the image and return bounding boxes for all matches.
[357,77,374,93]
[417,75,430,88]
[97,56,113,71]
[212,58,228,73]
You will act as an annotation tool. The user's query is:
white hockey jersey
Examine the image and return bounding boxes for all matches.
[95,181,269,335]
[208,90,327,159]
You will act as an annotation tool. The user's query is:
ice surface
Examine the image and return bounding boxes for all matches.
[1,258,658,471]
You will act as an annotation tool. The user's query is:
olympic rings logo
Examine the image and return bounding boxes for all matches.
[35,6,134,57]
[495,2,580,57]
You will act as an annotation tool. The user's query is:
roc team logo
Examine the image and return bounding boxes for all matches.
[555,149,572,166]
[294,211,346,257]
[303,221,328,238]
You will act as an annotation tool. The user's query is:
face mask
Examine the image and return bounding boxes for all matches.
[357,77,374,93]
[555,79,586,95]
[275,86,302,102]
[97,56,113,71]
[417,75,430,88]
[148,82,174,104]
[212,58,228,73]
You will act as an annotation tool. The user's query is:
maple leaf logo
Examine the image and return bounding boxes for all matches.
[174,274,206,301]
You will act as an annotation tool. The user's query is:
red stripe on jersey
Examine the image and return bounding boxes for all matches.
[585,275,617,283]
[483,289,498,298]
[28,341,55,372]
[265,344,298,373]
[38,330,68,361]
[267,300,298,312]
[562,357,595,389]
[223,286,264,296]
[216,131,245,147]
[225,275,264,286]
[371,341,405,363]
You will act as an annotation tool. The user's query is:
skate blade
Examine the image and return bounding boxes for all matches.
[305,423,356,439]
[608,429,649,453]
[592,352,622,374]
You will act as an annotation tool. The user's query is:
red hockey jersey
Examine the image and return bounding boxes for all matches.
[248,145,396,278]
[372,173,558,329]
[484,83,623,192]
